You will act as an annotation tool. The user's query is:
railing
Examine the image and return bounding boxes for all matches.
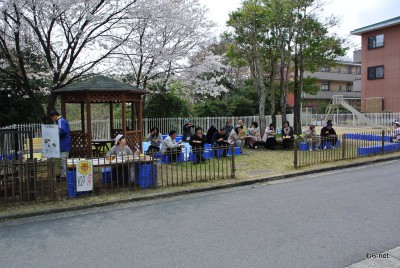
[3,112,400,143]
[301,113,400,127]
[294,130,400,168]
[0,145,235,204]
[0,130,34,160]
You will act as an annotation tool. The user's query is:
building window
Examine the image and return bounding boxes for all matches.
[339,86,342,91]
[320,82,329,91]
[367,66,384,80]
[347,66,352,74]
[346,83,352,92]
[368,34,384,49]
[320,67,330,72]
[356,66,361,75]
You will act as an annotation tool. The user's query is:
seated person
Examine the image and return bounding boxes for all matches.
[145,127,162,153]
[322,119,333,128]
[206,123,218,144]
[303,124,321,151]
[162,130,184,162]
[106,134,134,183]
[281,121,294,151]
[223,120,234,140]
[212,128,229,157]
[320,122,337,149]
[390,121,400,143]
[236,120,247,139]
[182,119,195,142]
[189,127,206,164]
[228,124,244,154]
[106,134,134,157]
[247,121,261,149]
[262,123,276,150]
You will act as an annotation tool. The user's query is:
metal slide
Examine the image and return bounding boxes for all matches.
[324,95,378,127]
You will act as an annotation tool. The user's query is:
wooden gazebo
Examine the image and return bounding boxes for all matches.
[54,75,147,158]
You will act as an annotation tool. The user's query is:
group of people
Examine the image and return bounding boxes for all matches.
[143,119,299,165]
[302,120,338,151]
[47,108,400,180]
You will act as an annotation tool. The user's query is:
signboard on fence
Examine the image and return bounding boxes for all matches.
[41,124,60,158]
[76,159,93,192]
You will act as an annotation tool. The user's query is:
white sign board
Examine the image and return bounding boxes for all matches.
[41,124,60,158]
[76,159,94,192]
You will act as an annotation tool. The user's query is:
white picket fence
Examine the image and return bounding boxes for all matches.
[2,113,399,141]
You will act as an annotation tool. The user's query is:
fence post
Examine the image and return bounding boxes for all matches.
[341,133,346,160]
[231,144,235,178]
[381,129,385,154]
[293,140,298,169]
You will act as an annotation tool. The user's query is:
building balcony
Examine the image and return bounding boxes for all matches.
[304,71,361,82]
[353,50,362,63]
[303,90,361,100]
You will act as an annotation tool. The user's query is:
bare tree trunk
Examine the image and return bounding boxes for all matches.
[293,54,301,134]
[256,57,266,134]
[279,48,286,124]
[270,62,276,126]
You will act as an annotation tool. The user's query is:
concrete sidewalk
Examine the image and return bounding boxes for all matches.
[347,246,400,268]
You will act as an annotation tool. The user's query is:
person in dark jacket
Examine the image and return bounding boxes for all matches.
[206,123,218,144]
[223,120,234,140]
[182,119,195,142]
[281,120,294,150]
[50,110,71,180]
[320,122,337,148]
[189,127,206,164]
[211,128,229,157]
[145,127,162,153]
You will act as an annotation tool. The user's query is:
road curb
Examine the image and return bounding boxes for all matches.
[1,155,399,222]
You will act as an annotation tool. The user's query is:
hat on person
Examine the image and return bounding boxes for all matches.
[115,134,124,145]
[236,120,244,126]
[394,121,400,127]
[184,118,189,124]
[235,124,242,129]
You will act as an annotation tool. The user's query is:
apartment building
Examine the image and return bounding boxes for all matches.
[299,61,362,113]
[351,16,400,112]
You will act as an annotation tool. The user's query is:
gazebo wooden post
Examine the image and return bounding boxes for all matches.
[109,102,113,138]
[131,101,135,130]
[138,99,143,152]
[61,97,66,118]
[80,102,85,133]
[121,98,127,137]
[86,100,92,157]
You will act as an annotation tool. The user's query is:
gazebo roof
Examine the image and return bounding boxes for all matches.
[54,75,147,94]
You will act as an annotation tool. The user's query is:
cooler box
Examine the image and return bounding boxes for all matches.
[101,167,111,183]
[134,163,157,189]
[227,147,241,156]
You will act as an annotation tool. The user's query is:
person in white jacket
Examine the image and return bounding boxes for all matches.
[228,124,244,154]
[390,121,400,142]
[162,130,184,161]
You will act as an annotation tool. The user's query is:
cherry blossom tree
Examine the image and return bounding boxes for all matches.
[116,0,214,91]
[0,0,137,117]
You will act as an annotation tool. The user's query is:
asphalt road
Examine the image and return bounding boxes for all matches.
[1,160,400,268]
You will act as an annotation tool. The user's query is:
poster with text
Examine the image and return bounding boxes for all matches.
[41,124,60,158]
[76,159,93,192]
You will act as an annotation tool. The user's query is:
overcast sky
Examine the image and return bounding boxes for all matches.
[199,0,400,58]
